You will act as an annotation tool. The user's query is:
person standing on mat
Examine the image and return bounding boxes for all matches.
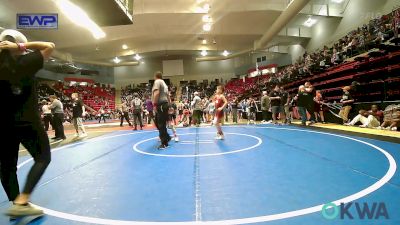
[131,93,144,130]
[231,97,239,123]
[98,107,106,123]
[41,100,52,131]
[280,86,290,124]
[269,85,282,125]
[191,91,202,127]
[208,99,215,124]
[0,29,54,216]
[248,98,257,125]
[119,101,132,127]
[168,97,179,142]
[152,71,171,149]
[71,93,87,138]
[313,90,326,124]
[304,82,316,125]
[295,85,314,126]
[214,85,228,140]
[49,95,66,140]
[145,95,154,125]
[261,91,271,124]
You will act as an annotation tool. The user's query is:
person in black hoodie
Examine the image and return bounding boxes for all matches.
[0,29,54,216]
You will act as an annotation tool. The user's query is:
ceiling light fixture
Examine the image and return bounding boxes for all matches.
[54,0,105,39]
[134,54,142,61]
[201,50,208,56]
[113,57,121,64]
[203,3,210,13]
[303,17,317,27]
[331,0,344,3]
[202,39,207,44]
[202,15,212,23]
[122,44,128,50]
[222,50,230,57]
[203,23,212,31]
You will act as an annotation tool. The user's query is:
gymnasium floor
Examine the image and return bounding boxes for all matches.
[2,124,400,225]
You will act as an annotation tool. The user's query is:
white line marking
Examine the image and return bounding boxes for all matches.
[19,130,122,153]
[180,143,213,145]
[17,130,156,169]
[180,141,214,144]
[132,132,262,158]
[50,139,63,145]
[194,130,202,221]
[17,126,396,225]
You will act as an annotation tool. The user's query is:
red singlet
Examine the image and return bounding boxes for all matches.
[214,95,224,119]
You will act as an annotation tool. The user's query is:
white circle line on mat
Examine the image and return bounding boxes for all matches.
[132,132,262,157]
[16,126,396,225]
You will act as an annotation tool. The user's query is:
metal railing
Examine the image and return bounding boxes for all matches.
[114,0,133,19]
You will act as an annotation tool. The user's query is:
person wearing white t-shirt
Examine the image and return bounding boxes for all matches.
[41,100,52,131]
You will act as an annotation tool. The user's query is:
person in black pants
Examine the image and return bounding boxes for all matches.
[49,95,66,140]
[304,82,316,124]
[152,71,171,149]
[191,92,202,126]
[269,85,283,124]
[131,93,144,130]
[231,97,239,123]
[98,107,106,123]
[296,85,315,126]
[0,29,54,216]
[119,101,132,127]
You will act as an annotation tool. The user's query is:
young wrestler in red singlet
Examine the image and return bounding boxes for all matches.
[213,85,228,140]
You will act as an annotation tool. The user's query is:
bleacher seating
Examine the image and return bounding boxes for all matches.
[56,83,116,111]
[225,7,400,104]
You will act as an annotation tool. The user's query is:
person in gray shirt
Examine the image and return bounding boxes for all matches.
[191,92,202,127]
[49,95,66,140]
[261,91,271,123]
[152,71,171,149]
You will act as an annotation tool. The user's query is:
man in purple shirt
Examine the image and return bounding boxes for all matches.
[145,96,154,124]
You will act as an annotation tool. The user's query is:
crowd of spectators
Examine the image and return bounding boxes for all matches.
[269,9,400,85]
[54,81,115,111]
[180,82,216,102]
[219,9,400,130]
[224,8,400,101]
[37,81,120,126]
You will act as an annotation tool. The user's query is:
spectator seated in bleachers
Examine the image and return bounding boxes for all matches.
[378,104,400,131]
